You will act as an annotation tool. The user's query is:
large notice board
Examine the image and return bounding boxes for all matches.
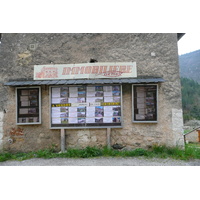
[50,85,122,128]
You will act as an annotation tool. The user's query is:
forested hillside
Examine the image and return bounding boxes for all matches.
[179,49,200,83]
[181,77,200,122]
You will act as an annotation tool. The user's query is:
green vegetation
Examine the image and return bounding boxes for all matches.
[181,77,200,122]
[184,129,192,134]
[1,144,200,162]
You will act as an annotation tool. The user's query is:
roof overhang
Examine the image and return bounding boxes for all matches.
[4,77,165,86]
[177,33,185,41]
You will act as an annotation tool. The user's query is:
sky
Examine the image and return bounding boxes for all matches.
[178,33,200,55]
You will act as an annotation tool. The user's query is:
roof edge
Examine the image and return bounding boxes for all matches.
[177,33,185,41]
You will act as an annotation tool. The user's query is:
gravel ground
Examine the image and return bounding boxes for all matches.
[0,157,200,166]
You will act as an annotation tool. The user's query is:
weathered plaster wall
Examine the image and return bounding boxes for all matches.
[0,33,184,152]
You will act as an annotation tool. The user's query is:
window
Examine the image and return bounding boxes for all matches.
[132,85,157,122]
[16,87,41,125]
[50,85,122,128]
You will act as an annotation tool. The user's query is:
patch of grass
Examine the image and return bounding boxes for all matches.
[185,144,200,160]
[1,144,200,162]
[0,152,14,162]
[121,148,149,157]
[59,146,103,158]
[187,143,200,148]
[102,146,119,157]
[184,129,192,134]
[149,145,186,160]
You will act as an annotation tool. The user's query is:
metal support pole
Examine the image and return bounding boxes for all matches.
[107,128,111,148]
[60,129,66,152]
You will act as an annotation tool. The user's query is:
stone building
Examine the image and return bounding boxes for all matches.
[0,33,184,152]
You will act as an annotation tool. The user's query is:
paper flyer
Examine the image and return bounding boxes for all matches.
[103,86,112,92]
[103,117,113,123]
[52,107,60,113]
[104,97,113,102]
[69,87,78,97]
[104,91,113,96]
[87,91,95,97]
[68,98,78,103]
[20,96,29,101]
[87,97,96,102]
[21,90,29,95]
[69,112,77,118]
[69,107,77,112]
[52,88,61,97]
[52,118,61,124]
[53,112,62,118]
[87,87,95,92]
[21,101,29,106]
[69,118,78,124]
[86,111,95,117]
[86,118,95,123]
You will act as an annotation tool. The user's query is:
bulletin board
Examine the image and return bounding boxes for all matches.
[16,87,41,125]
[50,85,122,129]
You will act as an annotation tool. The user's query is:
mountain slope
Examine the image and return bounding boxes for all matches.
[179,49,200,83]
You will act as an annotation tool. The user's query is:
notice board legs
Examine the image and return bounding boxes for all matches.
[61,129,66,152]
[107,128,111,148]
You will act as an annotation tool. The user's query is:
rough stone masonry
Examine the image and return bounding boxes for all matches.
[0,33,184,152]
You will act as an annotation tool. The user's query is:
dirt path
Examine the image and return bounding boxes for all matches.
[1,157,200,166]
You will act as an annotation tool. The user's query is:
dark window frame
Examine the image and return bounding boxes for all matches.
[132,84,158,123]
[16,87,41,125]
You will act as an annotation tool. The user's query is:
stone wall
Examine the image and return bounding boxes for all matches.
[0,33,184,152]
[0,111,4,151]
[185,131,199,143]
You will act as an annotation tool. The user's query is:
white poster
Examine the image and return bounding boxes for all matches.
[52,112,62,118]
[69,87,78,97]
[104,106,113,117]
[68,98,78,103]
[103,117,113,123]
[52,88,60,97]
[103,86,112,92]
[21,101,29,106]
[104,97,113,102]
[104,112,113,117]
[69,107,77,112]
[87,87,95,92]
[136,114,145,120]
[86,111,95,117]
[19,108,29,114]
[20,96,29,101]
[86,118,95,123]
[87,97,96,102]
[69,118,78,123]
[52,107,60,113]
[104,91,113,96]
[52,118,61,124]
[87,91,95,97]
[69,112,77,117]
